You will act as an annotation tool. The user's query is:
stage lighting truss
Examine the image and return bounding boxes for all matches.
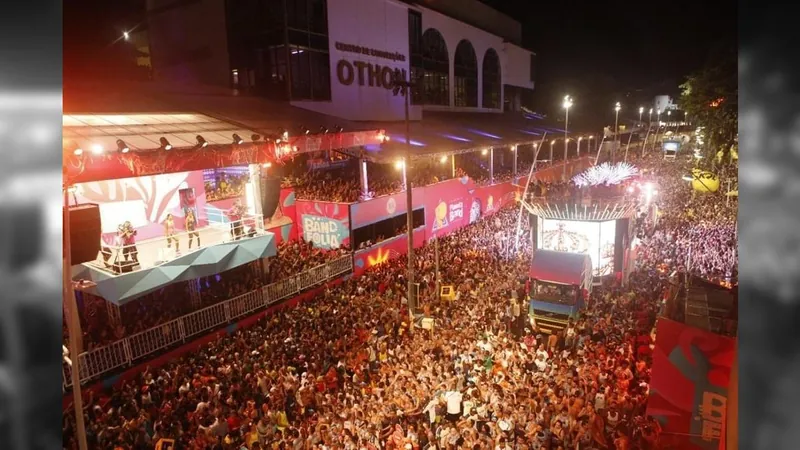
[572,162,639,187]
[521,198,639,221]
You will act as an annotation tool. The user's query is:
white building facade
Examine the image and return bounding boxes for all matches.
[146,0,536,122]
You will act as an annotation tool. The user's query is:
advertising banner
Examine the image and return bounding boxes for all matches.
[296,200,351,250]
[646,318,736,450]
[353,227,426,276]
[349,189,425,229]
[423,178,471,236]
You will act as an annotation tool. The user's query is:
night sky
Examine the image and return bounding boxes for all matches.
[63,0,736,129]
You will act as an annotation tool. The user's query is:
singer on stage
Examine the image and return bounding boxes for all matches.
[185,209,200,249]
[164,213,179,252]
[118,221,139,263]
[227,200,246,240]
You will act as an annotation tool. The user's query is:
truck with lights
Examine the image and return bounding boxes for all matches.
[528,249,593,334]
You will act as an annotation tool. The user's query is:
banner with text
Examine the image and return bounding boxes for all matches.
[646,318,735,450]
[295,200,351,249]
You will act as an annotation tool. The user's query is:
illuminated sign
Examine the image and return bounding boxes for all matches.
[448,202,464,222]
[538,219,617,276]
[334,41,407,89]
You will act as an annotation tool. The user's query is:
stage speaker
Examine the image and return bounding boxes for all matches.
[260,176,282,219]
[68,203,102,265]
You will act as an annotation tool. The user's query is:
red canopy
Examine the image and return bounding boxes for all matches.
[529,250,589,285]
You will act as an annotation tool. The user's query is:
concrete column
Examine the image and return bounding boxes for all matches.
[248,164,263,217]
[489,148,495,185]
[359,159,369,198]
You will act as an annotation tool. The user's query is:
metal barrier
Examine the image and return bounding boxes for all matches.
[63,254,353,388]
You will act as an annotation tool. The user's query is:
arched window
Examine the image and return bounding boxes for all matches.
[454,40,478,107]
[482,48,501,109]
[413,28,449,106]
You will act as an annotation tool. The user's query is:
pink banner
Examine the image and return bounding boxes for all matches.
[421,178,519,238]
[353,227,426,276]
[295,200,351,249]
[349,190,425,229]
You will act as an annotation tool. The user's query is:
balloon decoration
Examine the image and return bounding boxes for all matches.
[690,169,720,193]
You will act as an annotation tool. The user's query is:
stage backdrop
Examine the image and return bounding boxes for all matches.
[647,318,735,450]
[74,170,209,245]
[295,200,351,250]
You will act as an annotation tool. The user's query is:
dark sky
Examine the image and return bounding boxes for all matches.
[482,0,736,123]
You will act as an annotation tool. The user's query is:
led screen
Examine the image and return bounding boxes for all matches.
[537,219,618,276]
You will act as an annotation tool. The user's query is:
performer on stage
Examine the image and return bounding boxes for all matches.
[227,199,246,240]
[118,221,138,263]
[185,209,200,249]
[163,213,179,252]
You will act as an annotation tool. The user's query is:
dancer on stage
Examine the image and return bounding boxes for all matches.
[163,213,179,253]
[185,209,200,249]
[227,199,246,240]
[118,221,138,263]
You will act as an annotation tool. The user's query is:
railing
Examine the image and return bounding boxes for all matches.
[63,254,353,389]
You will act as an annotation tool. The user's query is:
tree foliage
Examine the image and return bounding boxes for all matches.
[679,44,738,158]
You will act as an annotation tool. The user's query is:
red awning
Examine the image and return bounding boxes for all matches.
[529,249,588,285]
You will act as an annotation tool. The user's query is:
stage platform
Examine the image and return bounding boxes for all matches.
[70,221,278,305]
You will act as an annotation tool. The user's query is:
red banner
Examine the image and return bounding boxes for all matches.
[295,200,351,249]
[349,190,425,229]
[647,319,735,450]
[64,131,384,184]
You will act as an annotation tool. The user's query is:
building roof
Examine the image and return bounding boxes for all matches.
[64,81,380,136]
[529,250,590,285]
[357,110,566,162]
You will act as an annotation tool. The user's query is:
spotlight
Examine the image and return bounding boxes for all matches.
[73,148,83,156]
[394,160,405,170]
[298,126,310,135]
[440,155,448,164]
[232,133,244,145]
[123,31,130,41]
[251,134,262,142]
[481,149,488,155]
[319,126,329,134]
[159,137,173,150]
[332,125,343,133]
[116,139,130,153]
[196,135,208,148]
[91,144,104,155]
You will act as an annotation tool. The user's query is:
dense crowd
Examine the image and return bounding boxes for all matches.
[63,150,737,450]
[64,204,667,450]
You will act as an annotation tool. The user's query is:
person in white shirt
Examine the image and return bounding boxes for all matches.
[444,391,463,423]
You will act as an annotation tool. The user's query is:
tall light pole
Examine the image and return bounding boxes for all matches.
[562,95,573,179]
[577,136,583,156]
[392,74,416,328]
[667,110,672,134]
[648,108,653,150]
[654,109,662,152]
[613,102,621,162]
[684,111,688,129]
[638,106,644,126]
[549,139,556,164]
[588,135,594,158]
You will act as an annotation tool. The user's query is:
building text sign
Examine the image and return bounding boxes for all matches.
[334,41,407,90]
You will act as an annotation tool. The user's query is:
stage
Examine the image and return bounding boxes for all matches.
[70,217,284,305]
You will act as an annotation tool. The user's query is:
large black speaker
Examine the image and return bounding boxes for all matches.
[260,176,282,219]
[68,203,102,265]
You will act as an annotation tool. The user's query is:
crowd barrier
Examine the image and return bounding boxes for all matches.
[63,254,354,389]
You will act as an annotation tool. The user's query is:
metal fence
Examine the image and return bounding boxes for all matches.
[63,255,353,389]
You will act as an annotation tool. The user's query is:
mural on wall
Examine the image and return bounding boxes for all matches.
[74,171,209,243]
[295,200,351,250]
[353,227,426,276]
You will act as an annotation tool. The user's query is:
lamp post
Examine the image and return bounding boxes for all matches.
[613,102,621,162]
[654,109,662,152]
[647,108,653,150]
[684,111,688,129]
[667,110,672,134]
[577,136,583,156]
[638,106,644,126]
[588,135,594,157]
[549,139,556,164]
[391,74,416,328]
[562,95,573,179]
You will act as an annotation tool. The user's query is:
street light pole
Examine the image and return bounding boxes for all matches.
[654,109,662,152]
[562,95,573,180]
[549,139,556,164]
[638,106,644,126]
[613,102,621,162]
[577,137,583,157]
[392,74,416,328]
[64,185,89,450]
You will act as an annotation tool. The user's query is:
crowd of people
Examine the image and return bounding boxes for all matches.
[62,148,737,450]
